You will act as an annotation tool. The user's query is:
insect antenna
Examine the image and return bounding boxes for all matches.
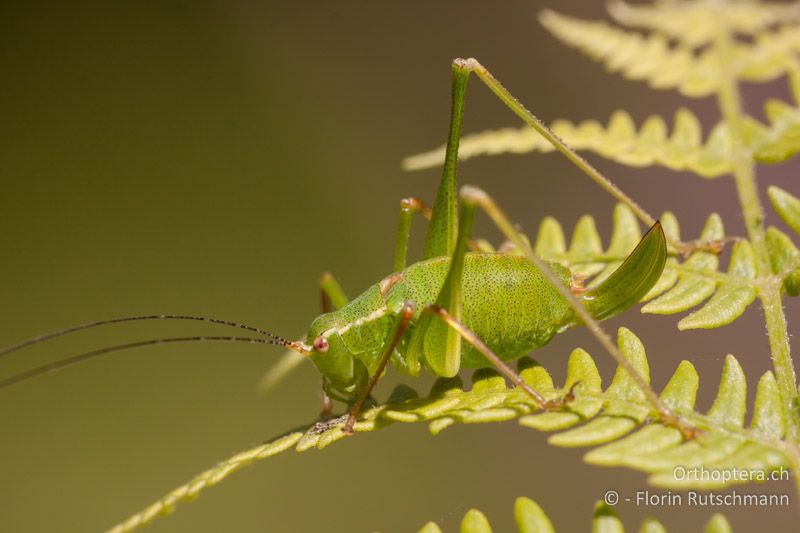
[0,314,296,359]
[0,335,311,390]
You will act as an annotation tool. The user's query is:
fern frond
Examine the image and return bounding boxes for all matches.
[539,10,717,97]
[108,328,793,532]
[403,109,740,178]
[608,0,800,47]
[403,95,800,176]
[417,497,732,533]
[539,10,800,98]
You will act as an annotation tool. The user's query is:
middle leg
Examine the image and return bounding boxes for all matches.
[394,197,433,272]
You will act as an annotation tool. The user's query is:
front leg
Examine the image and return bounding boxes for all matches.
[342,301,416,434]
[258,272,349,395]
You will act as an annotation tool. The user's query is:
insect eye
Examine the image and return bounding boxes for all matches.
[312,336,329,353]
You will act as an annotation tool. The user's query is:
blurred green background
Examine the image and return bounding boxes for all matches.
[2,1,799,531]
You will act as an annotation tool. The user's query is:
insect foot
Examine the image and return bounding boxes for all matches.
[307,414,350,437]
[539,380,581,411]
[341,302,417,436]
[661,411,703,441]
[569,273,587,295]
[562,380,580,404]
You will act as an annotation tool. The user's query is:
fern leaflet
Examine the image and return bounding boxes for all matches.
[403,108,738,178]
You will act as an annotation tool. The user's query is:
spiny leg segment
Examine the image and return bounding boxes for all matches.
[447,58,694,254]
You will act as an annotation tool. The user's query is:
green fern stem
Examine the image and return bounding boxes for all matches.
[729,161,797,439]
[760,282,798,427]
[713,12,800,448]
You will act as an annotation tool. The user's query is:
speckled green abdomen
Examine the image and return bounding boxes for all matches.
[388,253,575,368]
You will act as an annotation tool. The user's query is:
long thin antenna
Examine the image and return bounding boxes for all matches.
[0,315,295,359]
[0,335,301,390]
